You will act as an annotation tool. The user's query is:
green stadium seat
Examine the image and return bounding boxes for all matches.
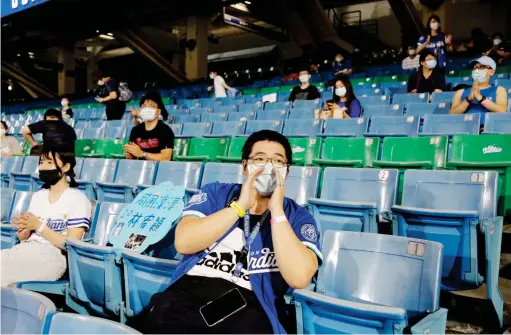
[75,139,94,158]
[279,85,295,93]
[242,88,260,96]
[259,87,280,95]
[175,137,230,162]
[217,137,246,163]
[288,138,322,166]
[173,138,190,157]
[313,137,380,168]
[75,139,127,158]
[447,134,511,218]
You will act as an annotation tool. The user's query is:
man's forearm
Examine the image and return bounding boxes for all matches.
[450,100,470,114]
[23,133,37,146]
[481,100,507,113]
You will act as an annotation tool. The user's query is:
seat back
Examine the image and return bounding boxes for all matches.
[405,103,437,117]
[89,202,128,246]
[169,123,182,135]
[200,112,228,123]
[10,191,33,219]
[221,137,246,162]
[257,109,288,120]
[200,163,244,187]
[180,122,212,137]
[0,156,24,175]
[320,137,380,167]
[1,189,15,222]
[379,136,448,169]
[245,120,283,134]
[214,105,237,114]
[367,116,420,137]
[323,118,368,137]
[155,162,203,190]
[79,158,117,183]
[293,99,320,109]
[238,103,262,113]
[114,160,157,187]
[288,108,315,120]
[189,107,212,115]
[228,111,256,121]
[82,128,106,140]
[288,138,322,166]
[422,114,480,135]
[48,313,140,334]
[184,138,230,161]
[211,121,246,136]
[105,127,127,139]
[431,91,456,104]
[286,167,320,206]
[359,95,390,105]
[265,101,291,110]
[393,93,429,104]
[363,104,403,117]
[484,113,511,134]
[1,287,56,334]
[174,115,200,123]
[450,134,511,166]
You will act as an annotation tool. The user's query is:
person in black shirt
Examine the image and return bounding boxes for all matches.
[407,50,446,94]
[22,108,77,152]
[93,71,126,120]
[484,32,510,64]
[288,69,320,102]
[60,96,73,119]
[125,92,174,161]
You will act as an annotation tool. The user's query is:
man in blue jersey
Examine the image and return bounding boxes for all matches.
[134,130,322,334]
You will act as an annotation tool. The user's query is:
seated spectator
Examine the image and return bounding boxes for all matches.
[0,121,22,156]
[407,50,446,94]
[450,56,507,125]
[484,32,510,64]
[129,90,169,126]
[94,71,126,120]
[416,14,452,69]
[402,45,420,70]
[129,130,322,334]
[60,96,73,119]
[1,149,91,287]
[125,91,174,161]
[317,75,362,119]
[288,69,320,101]
[309,64,319,73]
[22,108,77,152]
[332,53,353,75]
[208,70,234,98]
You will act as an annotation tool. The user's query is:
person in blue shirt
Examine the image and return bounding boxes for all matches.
[450,56,508,126]
[416,14,452,70]
[332,53,353,75]
[132,130,322,334]
[322,75,362,119]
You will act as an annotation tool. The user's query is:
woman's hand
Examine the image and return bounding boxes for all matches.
[12,212,42,231]
[16,228,31,241]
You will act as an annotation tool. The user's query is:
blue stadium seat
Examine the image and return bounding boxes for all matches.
[1,191,32,249]
[110,120,130,127]
[495,78,511,87]
[222,99,245,106]
[392,93,429,104]
[365,116,420,137]
[208,121,246,137]
[309,168,398,234]
[384,86,408,96]
[257,109,288,120]
[200,112,228,123]
[1,287,56,334]
[286,166,320,206]
[169,109,190,117]
[82,128,106,140]
[392,170,504,327]
[243,97,262,105]
[277,92,291,102]
[1,156,24,188]
[214,105,238,114]
[431,91,456,104]
[76,158,117,200]
[89,109,106,120]
[288,108,316,119]
[200,99,223,109]
[322,118,368,137]
[169,123,182,136]
[405,103,437,117]
[294,231,447,334]
[200,162,244,186]
[48,313,141,334]
[10,156,39,191]
[1,188,14,223]
[174,114,200,123]
[178,122,213,138]
[105,127,127,139]
[421,114,481,136]
[359,95,390,105]
[90,120,107,128]
[238,103,262,113]
[353,87,382,97]
[483,113,511,134]
[180,99,201,109]
[293,99,321,109]
[75,120,89,129]
[137,161,203,196]
[283,119,323,137]
[363,104,404,117]
[245,120,284,135]
[265,101,291,111]
[189,107,212,116]
[96,160,157,203]
[228,111,256,121]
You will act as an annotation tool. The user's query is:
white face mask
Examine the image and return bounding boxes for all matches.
[247,163,287,196]
[335,57,343,62]
[430,22,439,30]
[299,74,310,83]
[140,107,158,122]
[209,74,215,79]
[335,87,347,97]
[425,59,437,69]
[0,129,5,137]
[61,100,68,107]
[97,80,104,86]
[408,49,416,56]
[494,39,502,46]
[472,69,488,83]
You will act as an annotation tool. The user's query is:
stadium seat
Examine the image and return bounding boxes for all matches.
[137,161,203,196]
[1,188,14,223]
[283,119,323,137]
[293,99,321,109]
[180,99,201,109]
[75,158,117,200]
[483,112,511,134]
[75,120,89,129]
[96,160,157,203]
[178,122,213,137]
[245,120,283,135]
[214,105,237,114]
[48,313,141,334]
[0,190,32,249]
[288,138,322,166]
[82,128,106,140]
[191,107,213,116]
[294,231,447,334]
[365,116,420,137]
[174,115,200,123]
[321,118,369,137]
[10,156,39,191]
[0,156,24,188]
[105,127,127,139]
[431,91,456,104]
[81,139,127,159]
[1,287,56,334]
[256,109,288,120]
[363,104,404,117]
[90,120,107,128]
[175,137,229,162]
[286,166,320,206]
[308,167,398,234]
[217,137,246,163]
[200,99,222,109]
[223,99,245,106]
[392,169,504,327]
[200,162,245,186]
[169,123,182,136]
[447,134,511,218]
[313,137,379,168]
[359,95,390,105]
[200,112,228,123]
[227,111,256,121]
[238,103,262,113]
[421,114,480,136]
[208,121,246,137]
[265,101,291,111]
[392,93,429,104]
[110,120,130,127]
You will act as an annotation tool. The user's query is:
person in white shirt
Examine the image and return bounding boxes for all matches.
[1,149,92,287]
[208,71,234,98]
[402,45,420,70]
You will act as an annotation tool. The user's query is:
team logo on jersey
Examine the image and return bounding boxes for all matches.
[185,192,208,208]
[300,224,318,243]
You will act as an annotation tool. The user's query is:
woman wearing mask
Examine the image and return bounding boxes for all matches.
[407,50,446,94]
[60,97,73,119]
[317,75,361,119]
[450,56,507,126]
[416,14,452,70]
[484,32,510,64]
[1,149,91,287]
[0,121,23,156]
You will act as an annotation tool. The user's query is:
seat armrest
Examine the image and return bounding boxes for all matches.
[364,133,406,138]
[312,158,364,167]
[391,205,479,218]
[373,160,433,168]
[96,181,131,189]
[308,198,377,210]
[447,160,511,168]
[14,280,69,295]
[216,156,242,162]
[411,308,448,335]
[318,133,356,138]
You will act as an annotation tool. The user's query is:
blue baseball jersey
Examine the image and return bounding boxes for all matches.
[170,182,323,334]
[332,60,352,74]
[418,34,448,68]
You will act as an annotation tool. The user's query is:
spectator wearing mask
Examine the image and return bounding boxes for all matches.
[125,91,175,161]
[129,90,169,126]
[318,75,362,119]
[129,130,322,334]
[22,108,77,153]
[1,149,91,287]
[60,97,73,119]
[450,56,507,125]
[484,32,510,64]
[416,14,452,69]
[402,45,420,70]
[407,50,446,94]
[0,121,22,156]
[208,71,234,98]
[288,70,320,102]
[332,53,353,75]
[94,71,126,120]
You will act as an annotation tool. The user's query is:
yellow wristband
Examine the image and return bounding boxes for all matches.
[230,201,246,218]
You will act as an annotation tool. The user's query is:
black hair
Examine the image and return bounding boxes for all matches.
[39,149,78,189]
[419,49,436,68]
[92,70,105,83]
[242,130,293,166]
[491,32,504,40]
[331,75,357,111]
[139,90,169,121]
[426,14,442,35]
[44,108,63,120]
[1,121,8,135]
[61,96,72,107]
[30,144,43,156]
